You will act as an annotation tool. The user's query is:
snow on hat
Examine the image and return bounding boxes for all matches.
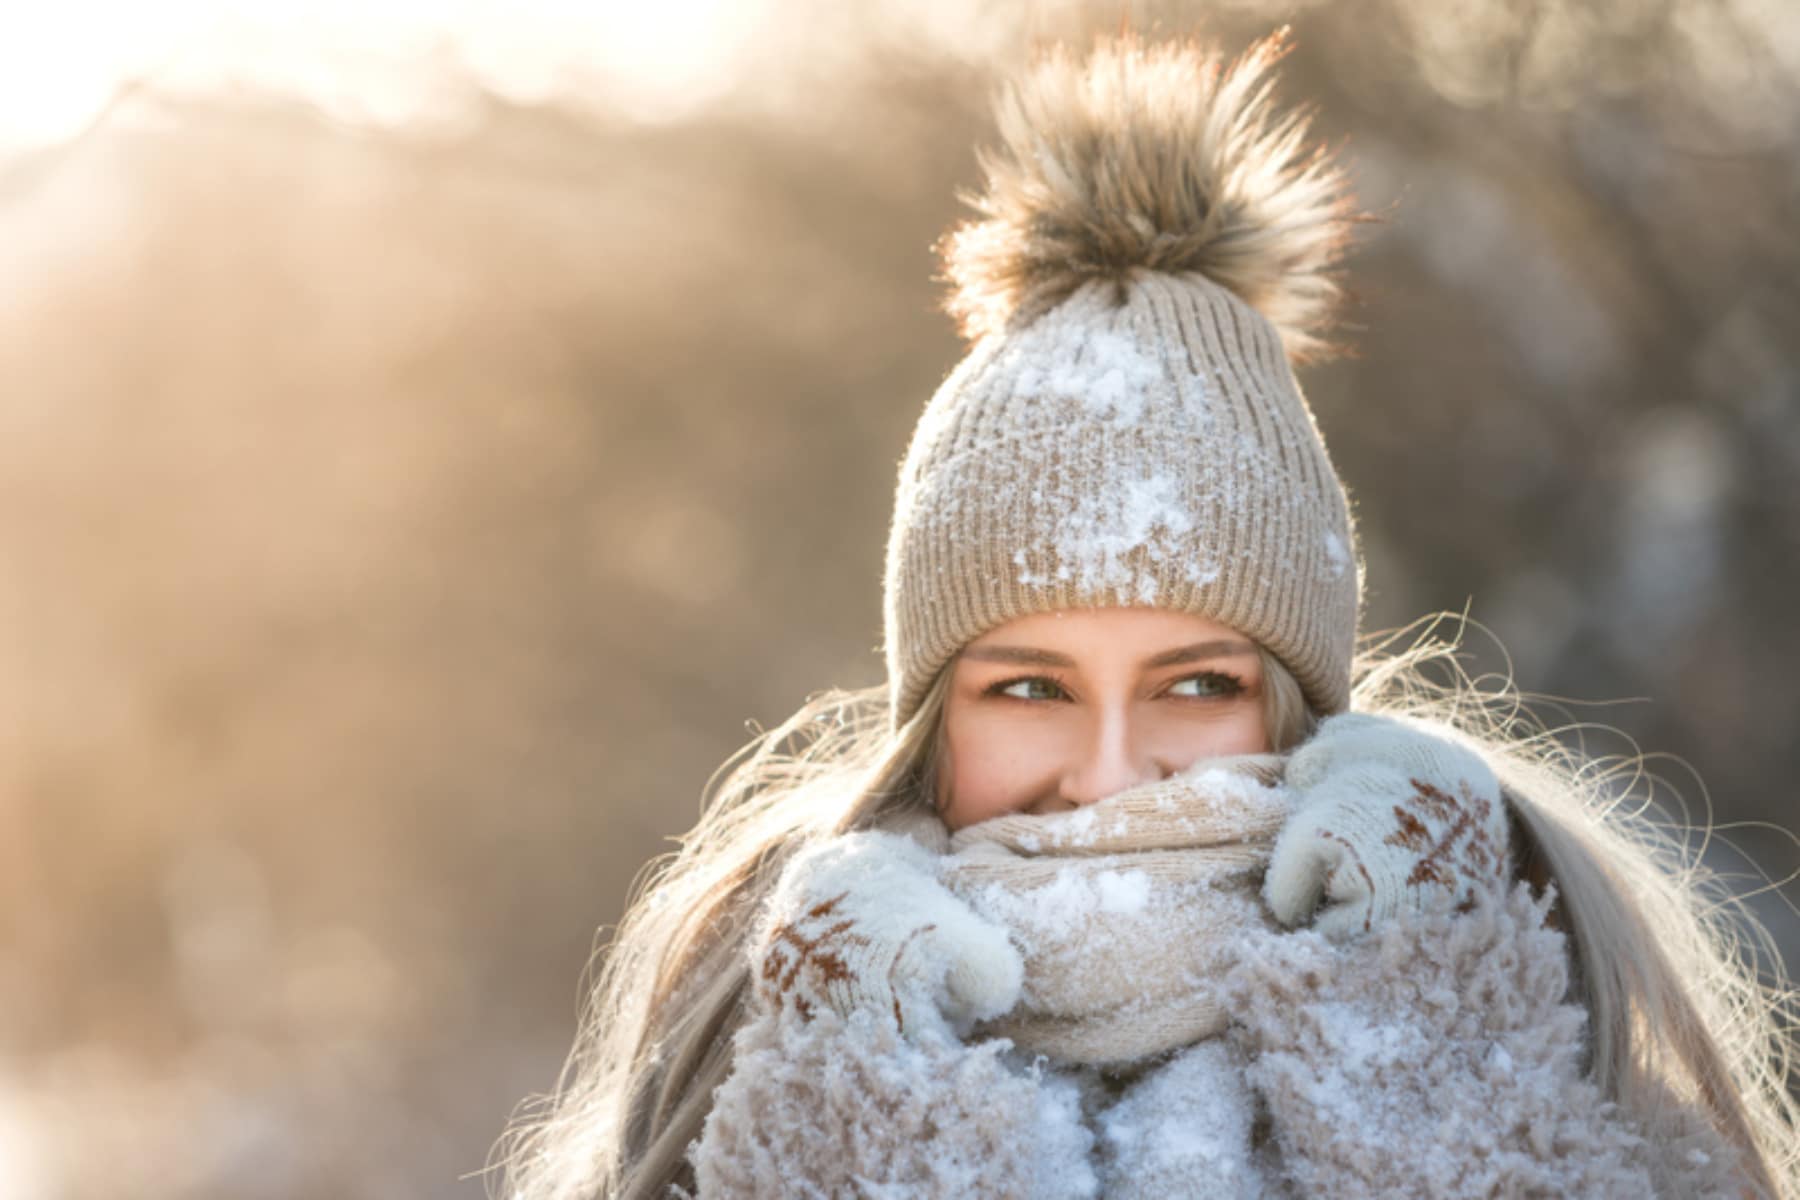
[882,30,1364,728]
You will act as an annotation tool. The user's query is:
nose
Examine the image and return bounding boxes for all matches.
[1059,706,1165,807]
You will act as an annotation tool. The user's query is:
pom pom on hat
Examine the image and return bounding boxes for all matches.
[941,30,1358,360]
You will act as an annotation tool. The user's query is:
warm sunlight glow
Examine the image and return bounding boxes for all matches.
[0,1090,49,1200]
[0,0,766,151]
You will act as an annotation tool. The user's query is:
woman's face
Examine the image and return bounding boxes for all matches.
[935,608,1270,831]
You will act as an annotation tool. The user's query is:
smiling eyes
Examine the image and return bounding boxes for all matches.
[994,676,1068,701]
[986,671,1247,703]
[1166,672,1246,698]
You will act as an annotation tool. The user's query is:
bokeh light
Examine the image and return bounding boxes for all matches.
[3,2,1797,1197]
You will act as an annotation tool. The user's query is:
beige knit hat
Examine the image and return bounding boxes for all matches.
[883,31,1364,727]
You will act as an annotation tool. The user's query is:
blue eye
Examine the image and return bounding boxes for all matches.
[993,677,1067,701]
[1167,672,1245,698]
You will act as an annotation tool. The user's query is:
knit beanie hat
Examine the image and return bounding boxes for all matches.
[882,31,1363,728]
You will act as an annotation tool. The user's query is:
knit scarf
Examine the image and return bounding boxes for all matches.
[939,755,1291,1069]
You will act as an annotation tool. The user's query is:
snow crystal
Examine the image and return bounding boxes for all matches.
[1057,806,1099,847]
[1013,471,1199,599]
[1322,531,1350,579]
[998,429,1291,599]
[1016,803,1147,851]
[1094,869,1150,914]
[1171,764,1289,820]
[974,869,1096,945]
[1313,1002,1427,1074]
[969,863,1162,949]
[1098,1042,1262,1187]
[1011,326,1165,428]
[1027,1068,1102,1198]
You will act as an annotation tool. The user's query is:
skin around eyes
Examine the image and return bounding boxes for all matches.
[983,669,1247,703]
[1162,671,1245,699]
[937,608,1270,831]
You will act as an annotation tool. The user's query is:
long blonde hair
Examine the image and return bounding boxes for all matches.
[493,619,1798,1199]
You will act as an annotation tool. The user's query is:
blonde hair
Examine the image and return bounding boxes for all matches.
[1353,617,1799,1198]
[493,622,1798,1199]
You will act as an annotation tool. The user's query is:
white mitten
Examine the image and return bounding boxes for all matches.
[1264,712,1510,938]
[753,830,1024,1042]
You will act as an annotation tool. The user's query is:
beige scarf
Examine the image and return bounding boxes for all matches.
[939,755,1290,1069]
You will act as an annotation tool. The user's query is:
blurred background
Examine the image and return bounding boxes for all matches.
[3,0,1797,1195]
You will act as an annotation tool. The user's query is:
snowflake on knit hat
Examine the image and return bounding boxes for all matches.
[1323,531,1351,579]
[1011,439,1289,601]
[1042,471,1198,602]
[1005,316,1173,429]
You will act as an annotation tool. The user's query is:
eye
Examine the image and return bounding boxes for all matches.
[987,676,1069,702]
[1164,671,1246,699]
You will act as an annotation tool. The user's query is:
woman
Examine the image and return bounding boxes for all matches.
[498,31,1798,1199]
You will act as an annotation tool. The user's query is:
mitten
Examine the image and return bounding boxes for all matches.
[1264,712,1510,938]
[753,830,1024,1042]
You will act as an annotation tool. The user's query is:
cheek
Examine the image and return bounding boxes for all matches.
[1221,701,1272,755]
[1148,703,1271,766]
[938,717,1060,830]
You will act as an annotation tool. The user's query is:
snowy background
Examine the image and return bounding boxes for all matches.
[3,0,1798,1196]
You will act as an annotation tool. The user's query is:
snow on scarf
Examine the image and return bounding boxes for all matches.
[941,755,1290,1068]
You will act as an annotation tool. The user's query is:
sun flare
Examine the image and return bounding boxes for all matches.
[0,0,764,152]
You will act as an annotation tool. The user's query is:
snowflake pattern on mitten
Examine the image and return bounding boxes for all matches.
[761,891,918,1026]
[1265,713,1511,938]
[1385,777,1505,889]
[752,831,1023,1041]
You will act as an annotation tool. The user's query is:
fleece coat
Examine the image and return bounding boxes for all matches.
[689,881,1746,1198]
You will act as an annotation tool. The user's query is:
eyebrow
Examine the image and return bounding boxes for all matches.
[1142,639,1259,668]
[960,639,1258,669]
[960,645,1079,667]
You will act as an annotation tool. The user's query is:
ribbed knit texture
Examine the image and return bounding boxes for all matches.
[883,272,1359,727]
[941,756,1290,1068]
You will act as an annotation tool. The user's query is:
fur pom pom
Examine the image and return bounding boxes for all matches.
[942,30,1359,359]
